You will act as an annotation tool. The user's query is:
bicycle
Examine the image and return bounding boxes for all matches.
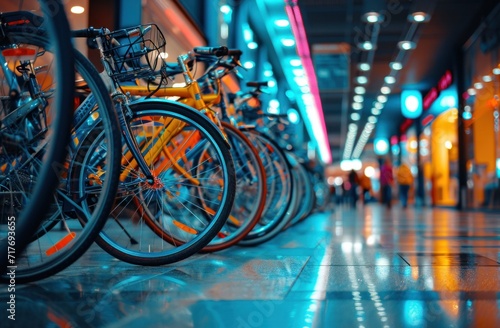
[72,25,237,265]
[114,46,268,252]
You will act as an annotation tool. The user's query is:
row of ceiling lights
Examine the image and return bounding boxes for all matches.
[342,10,432,167]
[466,65,500,96]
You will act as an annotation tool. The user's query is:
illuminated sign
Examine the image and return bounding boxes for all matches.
[422,114,434,126]
[374,138,389,155]
[400,70,453,133]
[401,90,423,118]
[423,70,453,110]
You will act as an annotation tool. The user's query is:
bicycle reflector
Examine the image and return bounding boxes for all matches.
[45,232,76,256]
[2,47,37,61]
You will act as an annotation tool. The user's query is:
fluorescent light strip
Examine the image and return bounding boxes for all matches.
[343,127,358,159]
[351,123,375,158]
[286,1,331,163]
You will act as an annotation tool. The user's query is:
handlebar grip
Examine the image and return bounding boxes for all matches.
[227,49,243,56]
[193,46,228,57]
[71,28,100,38]
[246,81,269,88]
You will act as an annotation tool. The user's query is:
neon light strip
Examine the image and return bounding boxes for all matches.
[285,1,331,164]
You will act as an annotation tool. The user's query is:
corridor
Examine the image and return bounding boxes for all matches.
[5,204,500,327]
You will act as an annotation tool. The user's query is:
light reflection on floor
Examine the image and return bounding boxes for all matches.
[2,203,499,327]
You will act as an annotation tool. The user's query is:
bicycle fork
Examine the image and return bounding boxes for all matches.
[113,96,156,184]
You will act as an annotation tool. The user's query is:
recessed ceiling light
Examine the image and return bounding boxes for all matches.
[408,12,430,23]
[359,41,374,51]
[356,76,368,84]
[371,108,381,115]
[384,76,396,84]
[482,75,493,82]
[467,88,476,96]
[377,95,388,103]
[474,82,483,89]
[274,19,290,27]
[220,5,231,14]
[374,102,383,109]
[354,86,366,94]
[354,95,364,103]
[295,76,308,87]
[247,41,258,49]
[290,59,301,67]
[243,61,255,69]
[368,116,378,123]
[351,113,361,121]
[398,41,416,50]
[352,102,363,110]
[493,67,500,75]
[362,12,383,23]
[281,38,295,47]
[358,63,371,71]
[381,86,391,94]
[390,62,403,70]
[293,68,305,76]
[70,6,85,14]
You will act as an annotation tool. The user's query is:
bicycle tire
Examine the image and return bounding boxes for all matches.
[1,49,121,283]
[95,100,236,265]
[286,156,315,227]
[239,130,294,245]
[0,1,74,272]
[199,122,266,252]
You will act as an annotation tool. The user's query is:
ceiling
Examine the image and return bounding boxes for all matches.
[296,0,499,163]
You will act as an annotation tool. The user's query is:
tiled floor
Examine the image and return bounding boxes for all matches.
[3,203,500,327]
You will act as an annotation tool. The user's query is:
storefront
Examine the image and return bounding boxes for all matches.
[462,13,500,209]
[398,70,458,207]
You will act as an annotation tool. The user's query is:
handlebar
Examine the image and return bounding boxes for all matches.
[227,49,243,57]
[71,27,101,38]
[193,46,228,57]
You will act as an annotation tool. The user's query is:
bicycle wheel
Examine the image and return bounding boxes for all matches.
[285,155,315,228]
[239,130,294,245]
[0,2,74,272]
[199,122,266,252]
[0,49,121,283]
[96,100,236,265]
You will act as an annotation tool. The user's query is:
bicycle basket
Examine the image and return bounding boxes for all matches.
[101,24,166,82]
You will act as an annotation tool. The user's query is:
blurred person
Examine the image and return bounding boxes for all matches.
[359,172,372,204]
[397,162,414,208]
[380,157,394,208]
[348,169,359,207]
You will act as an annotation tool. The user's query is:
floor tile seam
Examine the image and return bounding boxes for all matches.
[282,256,313,300]
[397,253,411,266]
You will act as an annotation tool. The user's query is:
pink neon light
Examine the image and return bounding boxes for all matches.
[286,1,332,164]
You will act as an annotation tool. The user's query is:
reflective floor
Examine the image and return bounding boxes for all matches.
[3,203,500,327]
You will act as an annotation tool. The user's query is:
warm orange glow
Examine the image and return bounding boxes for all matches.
[488,98,498,108]
[163,8,205,48]
[430,110,458,206]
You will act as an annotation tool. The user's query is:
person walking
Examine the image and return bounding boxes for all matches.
[348,169,359,207]
[359,172,372,204]
[380,157,394,208]
[397,163,414,208]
